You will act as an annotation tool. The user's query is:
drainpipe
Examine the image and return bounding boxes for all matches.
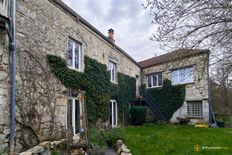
[10,0,16,153]
[207,51,217,127]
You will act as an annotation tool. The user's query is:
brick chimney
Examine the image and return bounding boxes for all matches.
[107,28,115,43]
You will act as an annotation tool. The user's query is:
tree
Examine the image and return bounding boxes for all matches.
[143,0,232,65]
[211,60,232,121]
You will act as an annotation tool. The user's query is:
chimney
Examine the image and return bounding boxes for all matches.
[107,28,115,43]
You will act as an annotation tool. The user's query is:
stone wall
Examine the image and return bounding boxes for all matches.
[0,0,141,153]
[0,27,10,153]
[0,0,8,16]
[142,53,209,123]
[0,1,10,153]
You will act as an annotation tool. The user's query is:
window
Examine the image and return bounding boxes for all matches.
[147,72,163,88]
[67,98,81,134]
[171,66,193,85]
[68,38,82,71]
[110,100,118,128]
[109,61,117,82]
[187,101,203,118]
[67,90,85,135]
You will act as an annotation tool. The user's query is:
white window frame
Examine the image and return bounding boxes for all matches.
[147,72,163,88]
[110,100,118,128]
[109,60,117,83]
[171,66,193,85]
[187,101,203,118]
[67,97,83,135]
[68,38,83,71]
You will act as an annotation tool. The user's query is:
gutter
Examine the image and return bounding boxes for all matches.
[207,52,217,127]
[9,0,17,153]
[50,0,140,68]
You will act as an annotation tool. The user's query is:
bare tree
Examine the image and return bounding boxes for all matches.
[143,0,232,65]
[211,59,232,122]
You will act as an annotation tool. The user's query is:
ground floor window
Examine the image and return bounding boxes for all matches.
[110,100,118,128]
[67,98,82,134]
[187,101,203,118]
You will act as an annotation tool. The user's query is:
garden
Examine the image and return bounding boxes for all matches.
[124,124,232,155]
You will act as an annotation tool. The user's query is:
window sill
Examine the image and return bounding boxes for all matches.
[111,81,118,85]
[172,82,194,86]
[187,116,203,119]
[68,66,83,73]
[146,85,162,89]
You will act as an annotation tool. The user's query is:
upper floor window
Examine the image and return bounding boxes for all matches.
[147,72,163,88]
[109,61,117,82]
[68,38,82,71]
[171,66,193,85]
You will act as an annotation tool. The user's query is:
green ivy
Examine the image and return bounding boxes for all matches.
[130,106,147,125]
[114,73,136,124]
[47,55,136,125]
[146,79,185,119]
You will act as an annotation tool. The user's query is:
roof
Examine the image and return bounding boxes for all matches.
[138,49,209,68]
[50,0,140,67]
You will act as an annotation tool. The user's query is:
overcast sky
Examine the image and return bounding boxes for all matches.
[62,0,165,61]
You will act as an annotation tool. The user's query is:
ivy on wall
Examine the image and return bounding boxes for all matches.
[47,55,136,125]
[146,79,185,119]
[116,73,136,124]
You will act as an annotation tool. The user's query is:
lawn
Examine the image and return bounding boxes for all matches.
[124,124,232,155]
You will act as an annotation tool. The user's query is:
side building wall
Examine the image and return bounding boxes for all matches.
[142,53,209,124]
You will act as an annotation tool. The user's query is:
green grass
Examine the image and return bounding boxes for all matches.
[124,124,232,155]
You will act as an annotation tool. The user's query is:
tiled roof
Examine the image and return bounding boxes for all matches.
[138,49,209,68]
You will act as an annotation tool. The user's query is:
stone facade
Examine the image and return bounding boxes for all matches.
[0,0,210,153]
[0,0,11,153]
[142,53,210,123]
[3,0,141,153]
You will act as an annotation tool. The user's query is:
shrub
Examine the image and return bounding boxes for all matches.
[130,106,147,125]
[88,128,125,149]
[104,128,126,148]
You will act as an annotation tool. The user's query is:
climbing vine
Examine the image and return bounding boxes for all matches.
[146,79,185,119]
[47,55,136,125]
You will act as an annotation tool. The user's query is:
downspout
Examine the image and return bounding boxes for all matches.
[207,51,217,127]
[10,0,16,153]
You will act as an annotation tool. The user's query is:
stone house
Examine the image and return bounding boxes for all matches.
[139,49,210,124]
[0,0,210,153]
[1,0,141,153]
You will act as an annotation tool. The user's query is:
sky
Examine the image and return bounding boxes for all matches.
[62,0,165,61]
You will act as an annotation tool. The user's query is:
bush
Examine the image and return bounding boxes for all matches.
[88,128,125,149]
[130,106,147,125]
[105,128,126,147]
